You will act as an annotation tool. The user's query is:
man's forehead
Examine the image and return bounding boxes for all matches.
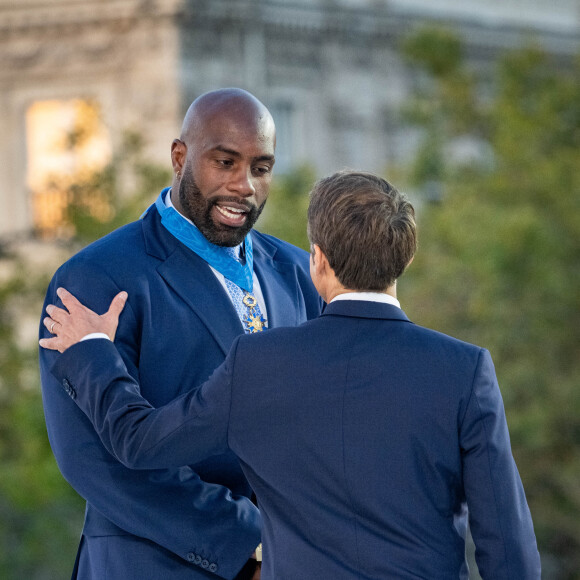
[199,139,276,162]
[203,107,273,133]
[194,113,275,154]
[191,92,260,122]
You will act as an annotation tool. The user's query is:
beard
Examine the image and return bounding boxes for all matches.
[178,166,265,247]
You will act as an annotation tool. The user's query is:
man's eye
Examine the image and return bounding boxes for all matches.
[253,165,272,176]
[217,159,234,167]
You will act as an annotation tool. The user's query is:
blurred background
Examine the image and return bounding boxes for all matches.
[0,0,579,578]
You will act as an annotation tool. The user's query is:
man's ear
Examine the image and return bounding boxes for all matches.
[171,139,187,174]
[313,245,333,277]
[311,245,324,272]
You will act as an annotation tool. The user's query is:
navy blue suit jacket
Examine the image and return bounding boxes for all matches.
[39,204,321,579]
[52,299,540,579]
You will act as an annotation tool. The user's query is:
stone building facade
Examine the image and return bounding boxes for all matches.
[1,0,578,238]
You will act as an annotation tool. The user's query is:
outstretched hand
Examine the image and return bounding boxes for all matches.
[39,288,128,353]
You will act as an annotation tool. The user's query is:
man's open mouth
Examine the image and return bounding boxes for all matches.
[213,203,250,227]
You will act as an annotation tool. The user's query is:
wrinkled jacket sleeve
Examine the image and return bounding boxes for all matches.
[51,337,239,471]
[460,349,541,579]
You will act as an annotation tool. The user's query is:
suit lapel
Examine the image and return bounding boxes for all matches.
[252,236,303,329]
[141,209,308,349]
[141,207,243,356]
[157,249,244,355]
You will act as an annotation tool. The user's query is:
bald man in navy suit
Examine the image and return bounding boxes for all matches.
[39,88,321,580]
[42,170,541,579]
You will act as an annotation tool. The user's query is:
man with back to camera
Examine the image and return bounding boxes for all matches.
[41,170,541,579]
[38,88,321,580]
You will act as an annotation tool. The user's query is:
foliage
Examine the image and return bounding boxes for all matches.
[399,27,580,579]
[0,250,85,579]
[61,131,171,246]
[258,166,317,251]
[0,133,170,578]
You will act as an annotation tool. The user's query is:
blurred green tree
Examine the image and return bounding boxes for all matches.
[0,252,84,579]
[259,166,317,250]
[399,27,580,579]
[60,130,170,246]
[0,130,170,578]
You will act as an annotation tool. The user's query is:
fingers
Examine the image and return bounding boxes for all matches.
[41,289,129,350]
[43,316,59,334]
[39,336,65,352]
[106,291,128,319]
[45,304,69,325]
[42,288,80,335]
[102,291,128,341]
[56,287,86,312]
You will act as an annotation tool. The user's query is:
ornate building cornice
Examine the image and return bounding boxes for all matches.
[2,0,577,79]
[181,0,579,57]
[0,0,183,32]
[0,0,183,78]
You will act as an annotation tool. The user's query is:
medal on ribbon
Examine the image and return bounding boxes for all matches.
[242,294,267,333]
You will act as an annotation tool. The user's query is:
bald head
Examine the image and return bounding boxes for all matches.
[181,88,275,147]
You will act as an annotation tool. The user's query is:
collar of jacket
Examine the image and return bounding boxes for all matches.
[321,299,412,323]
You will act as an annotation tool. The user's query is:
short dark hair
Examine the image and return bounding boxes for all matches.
[307,170,417,291]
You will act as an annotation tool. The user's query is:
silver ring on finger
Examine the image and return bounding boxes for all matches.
[50,321,55,333]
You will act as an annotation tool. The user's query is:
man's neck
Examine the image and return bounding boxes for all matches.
[166,188,191,224]
[326,285,397,303]
[329,290,400,309]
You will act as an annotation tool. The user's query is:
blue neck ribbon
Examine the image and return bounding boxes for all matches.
[154,188,254,292]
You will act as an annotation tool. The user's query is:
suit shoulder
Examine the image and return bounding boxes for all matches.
[235,316,319,352]
[408,322,487,359]
[54,220,146,278]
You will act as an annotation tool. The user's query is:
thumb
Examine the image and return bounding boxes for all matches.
[106,291,128,320]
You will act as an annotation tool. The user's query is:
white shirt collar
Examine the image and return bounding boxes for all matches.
[166,188,192,223]
[330,291,401,309]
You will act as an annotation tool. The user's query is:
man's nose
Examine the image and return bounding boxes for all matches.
[228,166,256,197]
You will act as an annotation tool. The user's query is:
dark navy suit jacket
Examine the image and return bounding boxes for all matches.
[39,204,321,579]
[51,299,541,579]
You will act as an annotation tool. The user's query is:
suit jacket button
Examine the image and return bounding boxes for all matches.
[186,552,195,562]
[201,559,210,568]
[209,563,218,573]
[194,555,202,565]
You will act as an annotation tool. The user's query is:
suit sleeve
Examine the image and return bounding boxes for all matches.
[51,337,238,471]
[40,263,259,580]
[460,349,541,579]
